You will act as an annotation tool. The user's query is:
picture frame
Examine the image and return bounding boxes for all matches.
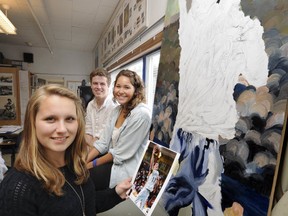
[66,81,82,94]
[0,67,21,126]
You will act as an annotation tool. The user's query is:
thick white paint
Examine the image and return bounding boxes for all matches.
[175,0,269,140]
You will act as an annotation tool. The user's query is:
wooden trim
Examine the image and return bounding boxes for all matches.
[267,102,288,216]
[106,31,163,71]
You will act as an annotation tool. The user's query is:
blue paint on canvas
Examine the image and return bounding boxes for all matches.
[221,174,269,216]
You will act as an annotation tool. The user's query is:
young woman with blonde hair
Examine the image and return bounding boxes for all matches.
[0,84,131,216]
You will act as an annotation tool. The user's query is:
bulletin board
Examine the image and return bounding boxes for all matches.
[99,0,148,64]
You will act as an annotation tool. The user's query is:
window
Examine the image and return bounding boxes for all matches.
[145,50,160,111]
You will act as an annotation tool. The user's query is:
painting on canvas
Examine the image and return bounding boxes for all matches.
[152,0,288,215]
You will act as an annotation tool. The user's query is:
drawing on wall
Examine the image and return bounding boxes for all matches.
[67,81,81,94]
[0,98,16,120]
[0,68,21,125]
[100,0,147,64]
[124,3,130,28]
[0,86,12,96]
[152,0,288,215]
[37,78,46,86]
[119,13,123,35]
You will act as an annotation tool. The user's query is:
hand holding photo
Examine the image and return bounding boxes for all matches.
[129,140,179,216]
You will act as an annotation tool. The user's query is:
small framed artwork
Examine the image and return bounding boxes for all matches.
[67,81,82,94]
[0,67,21,126]
[129,140,179,216]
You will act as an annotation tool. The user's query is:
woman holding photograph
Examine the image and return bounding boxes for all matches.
[0,84,131,216]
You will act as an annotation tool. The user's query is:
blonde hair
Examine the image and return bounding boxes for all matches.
[14,84,89,196]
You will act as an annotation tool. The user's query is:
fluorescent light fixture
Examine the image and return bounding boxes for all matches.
[0,7,17,35]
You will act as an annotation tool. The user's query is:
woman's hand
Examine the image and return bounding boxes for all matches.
[86,161,94,169]
[87,147,100,163]
[115,177,132,199]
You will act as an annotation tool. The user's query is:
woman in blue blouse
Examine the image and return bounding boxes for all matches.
[87,69,151,189]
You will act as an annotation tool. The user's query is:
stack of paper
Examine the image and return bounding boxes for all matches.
[0,125,22,133]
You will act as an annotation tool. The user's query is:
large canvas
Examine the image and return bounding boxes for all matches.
[150,0,180,147]
[152,0,288,215]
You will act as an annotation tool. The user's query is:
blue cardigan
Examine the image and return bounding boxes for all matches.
[94,103,151,188]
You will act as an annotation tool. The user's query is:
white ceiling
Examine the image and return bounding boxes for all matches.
[0,0,120,53]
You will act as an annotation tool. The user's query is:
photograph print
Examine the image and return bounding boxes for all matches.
[129,140,179,216]
[0,67,21,125]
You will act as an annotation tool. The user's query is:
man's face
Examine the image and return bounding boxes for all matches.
[91,76,109,100]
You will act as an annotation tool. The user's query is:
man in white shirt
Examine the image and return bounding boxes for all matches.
[85,68,116,146]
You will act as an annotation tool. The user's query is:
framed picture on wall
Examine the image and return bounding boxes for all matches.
[100,0,148,64]
[0,67,21,126]
[66,81,82,94]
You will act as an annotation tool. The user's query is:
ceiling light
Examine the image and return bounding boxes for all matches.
[0,4,17,35]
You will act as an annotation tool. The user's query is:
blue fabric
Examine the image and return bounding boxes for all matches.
[161,128,213,216]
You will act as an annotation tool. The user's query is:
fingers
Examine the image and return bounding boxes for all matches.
[86,162,93,169]
[123,178,132,189]
[115,177,133,199]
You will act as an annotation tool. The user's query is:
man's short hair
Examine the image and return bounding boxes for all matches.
[90,68,111,86]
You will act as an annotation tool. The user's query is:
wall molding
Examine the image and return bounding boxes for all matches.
[106,30,163,71]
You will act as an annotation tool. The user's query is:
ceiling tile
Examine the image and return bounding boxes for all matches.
[72,11,94,28]
[0,0,120,52]
[73,0,101,14]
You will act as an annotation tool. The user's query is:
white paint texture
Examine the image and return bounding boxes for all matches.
[175,0,269,140]
[198,138,223,216]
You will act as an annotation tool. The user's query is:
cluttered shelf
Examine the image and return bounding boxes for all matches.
[0,125,23,167]
[0,125,22,134]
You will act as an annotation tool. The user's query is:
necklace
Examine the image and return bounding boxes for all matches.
[65,180,86,216]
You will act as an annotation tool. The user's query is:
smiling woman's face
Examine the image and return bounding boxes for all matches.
[35,94,78,161]
[113,75,135,106]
